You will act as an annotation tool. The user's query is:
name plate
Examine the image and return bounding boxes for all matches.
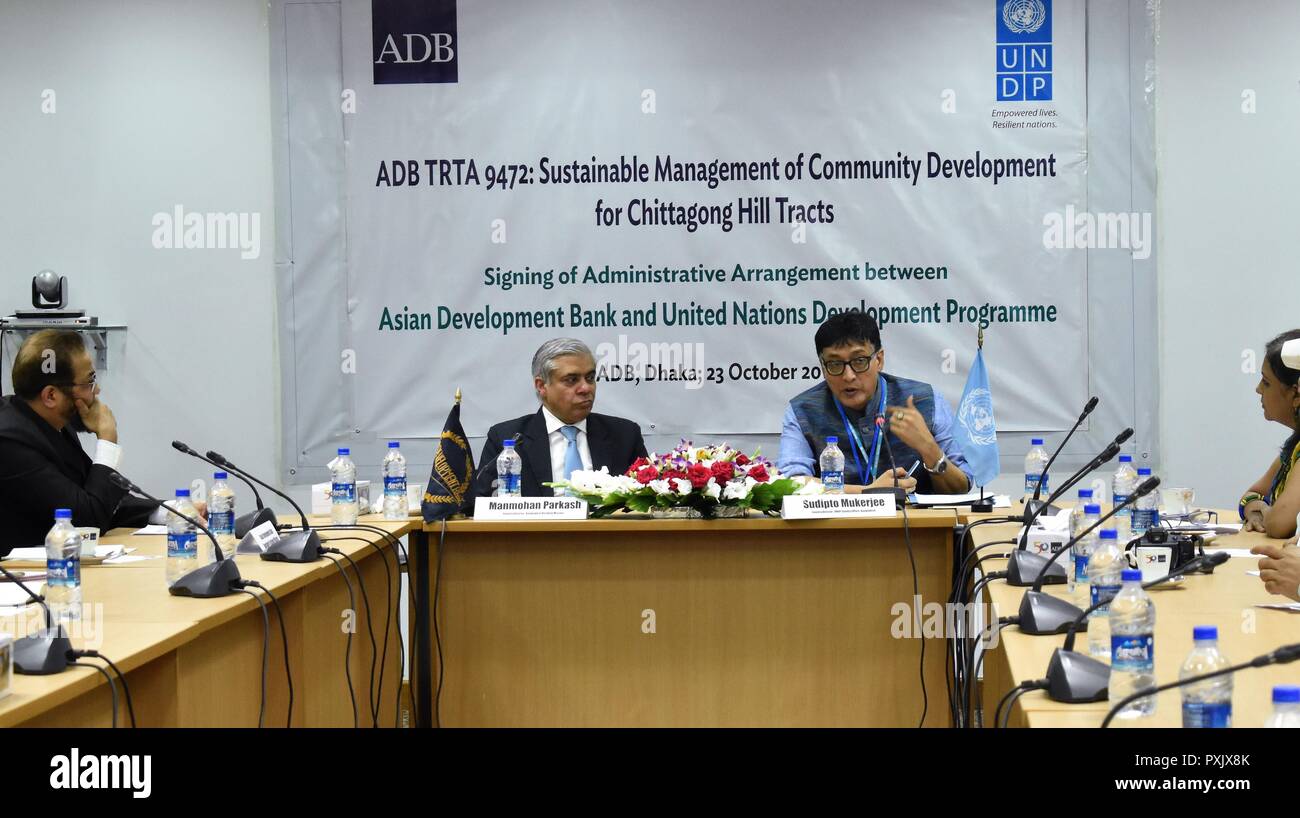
[781,494,897,520]
[474,497,589,520]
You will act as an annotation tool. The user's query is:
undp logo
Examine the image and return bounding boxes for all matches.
[373,0,458,85]
[996,0,1052,102]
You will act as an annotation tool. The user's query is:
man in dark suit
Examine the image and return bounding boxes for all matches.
[472,338,648,499]
[0,330,162,555]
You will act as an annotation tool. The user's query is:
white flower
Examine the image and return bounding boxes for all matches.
[795,477,826,495]
[722,479,749,501]
[673,478,693,495]
[648,479,673,495]
[704,478,721,500]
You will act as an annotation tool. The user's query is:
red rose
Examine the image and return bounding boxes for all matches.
[747,465,770,483]
[735,454,751,466]
[661,469,686,484]
[627,457,650,476]
[710,461,735,482]
[687,463,712,490]
[635,465,659,484]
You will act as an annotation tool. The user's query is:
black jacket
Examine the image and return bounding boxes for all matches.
[0,396,158,555]
[471,408,648,500]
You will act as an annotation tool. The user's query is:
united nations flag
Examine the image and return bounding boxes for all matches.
[421,392,475,522]
[953,334,1001,488]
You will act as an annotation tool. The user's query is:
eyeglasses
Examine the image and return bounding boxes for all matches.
[821,351,880,376]
[57,373,97,390]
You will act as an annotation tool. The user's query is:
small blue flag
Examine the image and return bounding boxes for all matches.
[953,348,1000,487]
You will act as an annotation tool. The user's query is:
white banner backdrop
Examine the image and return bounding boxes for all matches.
[326,0,1088,447]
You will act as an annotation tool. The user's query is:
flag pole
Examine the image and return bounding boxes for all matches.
[974,327,991,512]
[455,387,462,405]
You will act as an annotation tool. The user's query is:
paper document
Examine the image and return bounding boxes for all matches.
[133,524,168,535]
[912,492,1012,509]
[1,547,45,562]
[0,583,37,607]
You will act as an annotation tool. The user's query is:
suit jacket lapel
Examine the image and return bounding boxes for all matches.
[520,409,553,493]
[585,414,615,475]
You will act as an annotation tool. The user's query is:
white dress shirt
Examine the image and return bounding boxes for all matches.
[540,405,592,495]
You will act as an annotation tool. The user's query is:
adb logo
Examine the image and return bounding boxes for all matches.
[996,0,1052,102]
[372,0,458,85]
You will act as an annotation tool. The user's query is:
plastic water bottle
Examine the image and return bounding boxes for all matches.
[1024,438,1049,496]
[1131,467,1157,534]
[208,471,237,558]
[1069,503,1102,606]
[382,441,408,519]
[1069,489,1096,538]
[820,436,845,493]
[1086,529,1124,659]
[1109,568,1156,718]
[1265,686,1300,727]
[1179,625,1232,728]
[331,447,359,524]
[497,440,522,496]
[166,489,201,587]
[1112,455,1137,536]
[44,508,82,623]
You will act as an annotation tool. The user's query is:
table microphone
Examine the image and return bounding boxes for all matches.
[1006,429,1131,586]
[172,440,277,537]
[205,450,323,563]
[1013,475,1162,635]
[109,471,241,598]
[1026,396,1099,518]
[1101,638,1300,726]
[0,560,71,675]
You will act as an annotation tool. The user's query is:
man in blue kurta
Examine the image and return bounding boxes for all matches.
[777,311,973,494]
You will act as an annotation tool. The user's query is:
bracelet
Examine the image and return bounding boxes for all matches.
[1239,491,1264,520]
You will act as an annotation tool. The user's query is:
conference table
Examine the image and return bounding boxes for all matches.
[973,511,1300,728]
[407,508,963,727]
[0,515,413,728]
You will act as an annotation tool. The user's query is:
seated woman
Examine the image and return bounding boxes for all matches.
[1241,330,1300,538]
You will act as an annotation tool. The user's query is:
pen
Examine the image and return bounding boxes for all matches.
[905,460,921,479]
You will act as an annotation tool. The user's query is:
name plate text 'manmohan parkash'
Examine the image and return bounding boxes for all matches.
[781,493,898,520]
[473,497,589,520]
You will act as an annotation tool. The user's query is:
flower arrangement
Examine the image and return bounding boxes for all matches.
[546,441,799,518]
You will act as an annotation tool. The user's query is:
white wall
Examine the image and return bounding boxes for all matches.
[1,0,1295,516]
[1155,0,1300,509]
[0,0,292,515]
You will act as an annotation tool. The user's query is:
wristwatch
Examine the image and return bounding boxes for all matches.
[924,453,949,475]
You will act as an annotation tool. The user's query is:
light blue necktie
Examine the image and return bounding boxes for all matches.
[559,425,583,480]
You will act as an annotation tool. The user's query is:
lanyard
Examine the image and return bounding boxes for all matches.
[832,377,887,483]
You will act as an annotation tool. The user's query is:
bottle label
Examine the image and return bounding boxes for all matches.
[500,473,521,495]
[384,476,407,495]
[1111,633,1154,672]
[45,557,80,587]
[1112,494,1130,516]
[1090,582,1121,610]
[332,482,357,503]
[168,532,198,559]
[822,470,844,492]
[1131,508,1157,531]
[209,510,235,536]
[1025,473,1047,494]
[1074,554,1089,584]
[1183,700,1231,729]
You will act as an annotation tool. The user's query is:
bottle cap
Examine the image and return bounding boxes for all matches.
[389,441,400,448]
[54,508,72,519]
[1138,467,1152,475]
[1193,625,1218,641]
[1083,504,1101,515]
[503,440,515,448]
[1274,685,1300,704]
[213,471,228,480]
[1078,489,1093,499]
[176,488,191,498]
[1118,454,1133,462]
[338,448,350,456]
[826,436,838,444]
[1121,568,1142,582]
[1099,529,1118,539]
[1031,438,1044,446]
